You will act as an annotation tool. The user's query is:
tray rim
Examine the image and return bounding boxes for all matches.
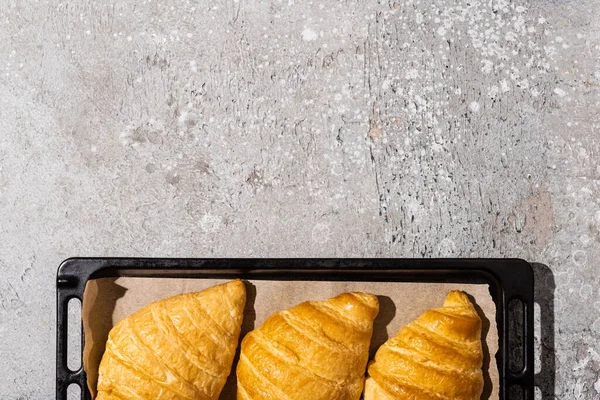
[56,257,534,400]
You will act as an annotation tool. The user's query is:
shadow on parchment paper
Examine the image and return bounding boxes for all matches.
[466,293,493,400]
[532,263,556,400]
[369,295,397,360]
[82,278,128,398]
[220,280,257,398]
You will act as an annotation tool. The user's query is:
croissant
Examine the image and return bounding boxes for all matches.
[237,292,379,400]
[96,279,246,400]
[365,290,483,400]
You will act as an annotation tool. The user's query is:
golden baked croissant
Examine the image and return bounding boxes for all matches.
[237,292,379,400]
[96,279,246,400]
[365,290,483,400]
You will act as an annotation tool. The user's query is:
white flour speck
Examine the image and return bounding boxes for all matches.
[580,234,591,246]
[554,87,566,97]
[301,27,318,42]
[200,214,221,233]
[437,238,457,256]
[573,250,587,266]
[481,59,493,74]
[311,223,331,244]
[178,111,188,124]
[469,101,480,112]
[405,69,419,79]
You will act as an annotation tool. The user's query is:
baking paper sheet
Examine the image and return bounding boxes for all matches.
[82,278,499,399]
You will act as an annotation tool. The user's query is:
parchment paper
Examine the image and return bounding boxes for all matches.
[82,278,499,399]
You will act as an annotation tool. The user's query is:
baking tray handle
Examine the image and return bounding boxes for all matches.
[499,260,535,400]
[56,272,87,400]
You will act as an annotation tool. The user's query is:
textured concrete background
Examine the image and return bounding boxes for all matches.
[0,0,598,398]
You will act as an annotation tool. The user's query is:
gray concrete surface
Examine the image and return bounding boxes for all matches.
[0,0,598,398]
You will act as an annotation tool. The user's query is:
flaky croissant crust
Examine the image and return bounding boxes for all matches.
[96,280,246,400]
[237,292,379,400]
[365,290,484,400]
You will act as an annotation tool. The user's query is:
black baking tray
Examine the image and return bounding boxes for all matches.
[56,258,534,400]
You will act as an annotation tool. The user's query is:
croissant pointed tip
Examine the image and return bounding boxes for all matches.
[225,278,245,291]
[325,292,379,322]
[444,290,471,306]
[350,292,379,310]
[223,279,247,308]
